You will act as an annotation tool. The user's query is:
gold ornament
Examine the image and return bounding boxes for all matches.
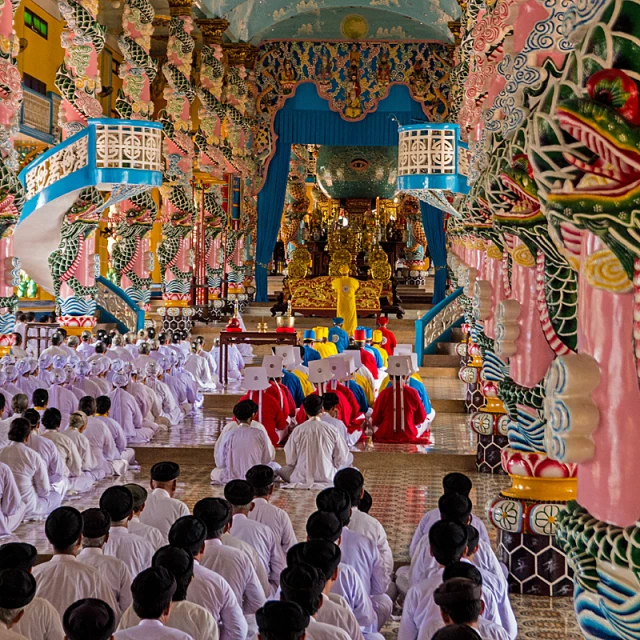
[584,249,633,293]
[510,244,535,268]
[487,244,504,260]
[291,246,311,264]
[288,262,308,279]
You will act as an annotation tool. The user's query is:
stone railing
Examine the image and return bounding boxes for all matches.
[95,276,144,334]
[415,286,463,364]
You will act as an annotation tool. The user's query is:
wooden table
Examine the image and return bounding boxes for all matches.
[219,331,298,385]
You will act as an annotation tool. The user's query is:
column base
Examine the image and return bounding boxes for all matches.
[496,529,573,596]
[158,306,194,333]
[465,382,485,412]
[476,433,509,474]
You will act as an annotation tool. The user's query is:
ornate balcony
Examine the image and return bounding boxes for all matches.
[20,86,61,145]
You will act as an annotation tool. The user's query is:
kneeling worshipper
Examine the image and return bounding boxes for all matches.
[117,546,220,640]
[107,371,151,445]
[185,342,217,392]
[324,357,365,436]
[74,360,103,398]
[47,368,78,427]
[124,483,167,550]
[239,368,288,446]
[63,598,117,640]
[64,411,108,482]
[193,336,219,378]
[158,354,193,416]
[211,399,278,485]
[352,330,379,381]
[143,362,182,427]
[343,349,375,409]
[313,327,339,359]
[262,355,296,419]
[301,331,322,367]
[0,417,62,518]
[271,348,304,407]
[321,393,357,458]
[370,331,389,368]
[0,568,37,640]
[0,461,26,536]
[96,395,137,466]
[0,543,65,640]
[376,317,396,356]
[280,394,350,489]
[276,346,314,398]
[361,328,384,370]
[371,356,430,444]
[211,319,246,381]
[328,317,350,353]
[256,601,309,640]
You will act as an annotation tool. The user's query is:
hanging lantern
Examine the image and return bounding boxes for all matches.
[396,123,470,216]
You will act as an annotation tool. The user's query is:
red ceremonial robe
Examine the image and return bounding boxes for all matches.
[295,387,350,427]
[269,381,296,418]
[371,383,428,443]
[379,327,397,356]
[240,390,287,446]
[359,348,379,380]
[325,380,365,432]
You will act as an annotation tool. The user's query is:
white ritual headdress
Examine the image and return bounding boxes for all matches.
[308,359,335,384]
[263,355,284,378]
[242,367,270,391]
[395,344,413,355]
[327,356,350,380]
[387,355,412,377]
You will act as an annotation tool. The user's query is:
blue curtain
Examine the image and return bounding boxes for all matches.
[420,201,447,304]
[254,84,428,299]
[256,141,292,302]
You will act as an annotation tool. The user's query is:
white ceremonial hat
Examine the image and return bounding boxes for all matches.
[327,356,350,380]
[275,345,294,359]
[263,355,284,378]
[242,367,270,391]
[308,359,335,384]
[395,343,413,355]
[275,346,297,369]
[387,355,412,377]
[410,353,420,374]
[343,349,362,370]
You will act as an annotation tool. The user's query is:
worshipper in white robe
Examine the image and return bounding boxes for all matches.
[174,353,201,409]
[13,314,26,347]
[0,417,62,518]
[0,567,38,640]
[280,394,350,489]
[76,330,96,359]
[78,508,133,620]
[40,333,67,359]
[160,355,192,415]
[234,314,254,362]
[109,335,134,363]
[0,542,66,640]
[0,378,13,421]
[139,462,190,537]
[74,360,103,398]
[194,497,266,624]
[34,507,119,616]
[185,343,217,392]
[14,359,37,398]
[320,394,355,463]
[256,602,309,640]
[224,480,286,596]
[23,409,69,499]
[125,370,167,431]
[144,362,182,426]
[47,368,78,427]
[62,599,117,640]
[99,487,155,578]
[41,407,94,493]
[168,517,246,640]
[87,342,108,364]
[63,366,85,401]
[211,400,277,486]
[124,483,167,550]
[133,343,156,372]
[95,395,136,466]
[246,465,297,555]
[0,462,26,535]
[2,364,24,397]
[10,331,29,359]
[124,333,139,358]
[113,566,195,640]
[211,338,245,381]
[91,358,113,395]
[64,411,107,482]
[117,546,219,640]
[109,373,155,444]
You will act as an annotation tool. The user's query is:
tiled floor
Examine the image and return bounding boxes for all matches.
[5,402,582,639]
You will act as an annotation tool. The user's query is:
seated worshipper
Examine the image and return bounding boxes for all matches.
[293,360,340,424]
[78,396,129,476]
[246,465,297,554]
[371,356,429,444]
[281,394,350,489]
[316,488,391,631]
[33,507,118,615]
[280,564,351,640]
[74,360,102,398]
[113,567,193,640]
[117,546,219,640]
[63,598,116,640]
[99,486,155,577]
[376,317,396,356]
[2,366,23,398]
[304,513,378,632]
[0,543,65,640]
[125,483,167,550]
[193,336,218,378]
[334,468,393,582]
[0,462,26,536]
[286,540,366,640]
[13,313,26,346]
[9,391,27,418]
[224,479,286,595]
[337,352,370,415]
[397,522,505,640]
[211,332,245,382]
[90,357,113,395]
[370,331,389,368]
[109,372,155,444]
[125,366,168,432]
[418,570,509,640]
[262,356,296,419]
[77,330,96,358]
[139,462,190,537]
[328,317,349,354]
[47,368,77,427]
[323,358,365,435]
[133,342,155,372]
[277,346,314,398]
[174,352,201,410]
[362,329,384,370]
[64,411,107,481]
[321,394,356,458]
[301,331,322,367]
[95,395,136,466]
[410,473,491,557]
[194,497,266,620]
[350,330,378,379]
[110,334,134,363]
[273,350,305,407]
[144,362,183,427]
[159,352,193,413]
[168,518,247,640]
[256,601,309,640]
[11,332,28,360]
[0,417,62,518]
[313,327,339,359]
[41,333,68,359]
[22,408,68,499]
[239,368,287,446]
[78,508,133,619]
[211,400,277,485]
[185,343,217,392]
[15,359,36,397]
[0,568,37,640]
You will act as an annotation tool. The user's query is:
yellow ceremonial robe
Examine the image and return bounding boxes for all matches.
[355,373,375,407]
[373,345,389,367]
[293,369,314,396]
[315,342,338,358]
[331,276,359,337]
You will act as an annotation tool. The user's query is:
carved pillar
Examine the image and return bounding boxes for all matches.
[0,0,25,354]
[110,0,157,313]
[156,0,196,332]
[52,0,105,334]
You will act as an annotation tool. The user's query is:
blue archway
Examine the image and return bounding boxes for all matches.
[255,82,438,301]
